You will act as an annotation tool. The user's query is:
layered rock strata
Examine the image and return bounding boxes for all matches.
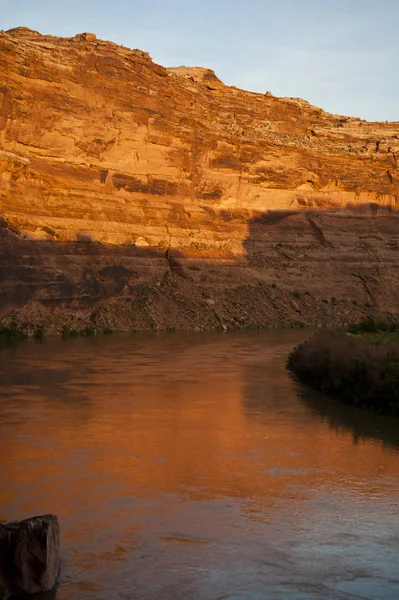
[0,27,398,332]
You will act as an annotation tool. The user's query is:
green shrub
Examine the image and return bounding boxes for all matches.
[34,325,45,341]
[287,331,399,415]
[79,328,95,337]
[291,320,306,329]
[0,326,26,340]
[347,319,398,335]
[61,326,79,338]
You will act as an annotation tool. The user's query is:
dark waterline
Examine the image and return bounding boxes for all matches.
[0,331,398,600]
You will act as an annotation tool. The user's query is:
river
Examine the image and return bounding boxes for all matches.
[0,331,398,600]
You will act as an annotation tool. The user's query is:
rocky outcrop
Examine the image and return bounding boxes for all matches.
[0,27,398,331]
[0,514,60,598]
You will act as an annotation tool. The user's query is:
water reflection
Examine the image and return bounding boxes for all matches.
[0,331,398,600]
[294,382,399,451]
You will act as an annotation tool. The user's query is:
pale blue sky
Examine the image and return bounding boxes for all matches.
[2,0,398,121]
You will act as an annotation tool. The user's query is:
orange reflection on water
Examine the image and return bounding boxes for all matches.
[0,331,398,600]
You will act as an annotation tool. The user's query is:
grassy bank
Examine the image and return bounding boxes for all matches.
[0,325,29,342]
[0,322,119,346]
[287,323,399,416]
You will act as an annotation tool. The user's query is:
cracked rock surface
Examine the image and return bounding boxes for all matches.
[0,28,398,331]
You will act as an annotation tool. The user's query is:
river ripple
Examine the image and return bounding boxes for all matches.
[0,331,398,600]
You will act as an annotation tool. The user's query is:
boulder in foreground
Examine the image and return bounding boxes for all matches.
[0,515,60,598]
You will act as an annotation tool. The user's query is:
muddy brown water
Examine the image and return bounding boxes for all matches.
[0,331,398,600]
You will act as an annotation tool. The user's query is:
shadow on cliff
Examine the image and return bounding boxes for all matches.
[1,200,398,318]
[242,202,399,257]
[0,216,185,317]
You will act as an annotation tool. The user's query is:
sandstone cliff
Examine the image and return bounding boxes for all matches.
[0,27,398,333]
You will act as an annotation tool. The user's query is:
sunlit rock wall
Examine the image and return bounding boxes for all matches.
[0,27,398,329]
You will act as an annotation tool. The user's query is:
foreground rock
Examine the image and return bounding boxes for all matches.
[0,28,398,331]
[0,515,60,598]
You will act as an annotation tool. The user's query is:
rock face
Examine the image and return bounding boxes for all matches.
[0,27,398,331]
[0,514,60,598]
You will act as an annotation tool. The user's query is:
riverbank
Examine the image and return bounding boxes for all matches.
[287,322,399,416]
[1,277,398,341]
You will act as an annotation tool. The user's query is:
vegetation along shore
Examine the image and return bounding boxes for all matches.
[287,320,399,416]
